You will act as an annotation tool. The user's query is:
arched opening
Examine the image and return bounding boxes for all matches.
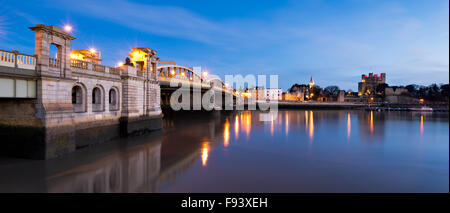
[92,87,104,112]
[72,85,85,112]
[49,44,61,68]
[109,88,119,111]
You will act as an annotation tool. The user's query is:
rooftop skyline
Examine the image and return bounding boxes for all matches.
[0,0,448,91]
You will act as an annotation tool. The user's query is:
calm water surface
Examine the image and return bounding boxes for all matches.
[0,110,448,192]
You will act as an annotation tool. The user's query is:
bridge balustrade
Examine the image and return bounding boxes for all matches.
[49,57,60,68]
[0,49,36,70]
[16,54,36,70]
[109,67,121,75]
[93,64,105,72]
[70,59,88,69]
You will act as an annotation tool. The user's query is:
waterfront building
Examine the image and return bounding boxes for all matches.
[358,73,386,96]
[248,86,282,100]
[384,87,417,103]
[265,88,282,100]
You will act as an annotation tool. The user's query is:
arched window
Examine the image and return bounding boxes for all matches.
[92,87,104,112]
[72,85,86,113]
[109,88,119,111]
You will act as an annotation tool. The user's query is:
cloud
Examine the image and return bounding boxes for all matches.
[46,0,449,90]
[12,10,42,25]
[54,0,241,46]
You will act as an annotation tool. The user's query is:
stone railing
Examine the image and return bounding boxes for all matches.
[109,67,121,75]
[49,57,60,68]
[93,64,105,72]
[71,59,122,76]
[137,70,144,77]
[0,49,36,70]
[71,59,88,69]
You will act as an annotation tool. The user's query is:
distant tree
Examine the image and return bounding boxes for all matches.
[324,86,340,97]
[405,84,419,96]
[440,84,449,100]
[310,86,323,101]
[428,84,441,101]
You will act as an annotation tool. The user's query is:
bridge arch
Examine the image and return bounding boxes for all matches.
[72,82,87,113]
[108,86,120,111]
[92,84,105,112]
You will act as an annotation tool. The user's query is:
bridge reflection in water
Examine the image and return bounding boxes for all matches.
[0,110,447,192]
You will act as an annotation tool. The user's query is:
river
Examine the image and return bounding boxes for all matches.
[0,110,448,192]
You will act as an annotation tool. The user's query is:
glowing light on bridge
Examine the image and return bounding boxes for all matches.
[63,25,72,33]
[88,48,99,58]
[241,92,250,98]
[70,53,84,60]
[201,142,209,167]
[116,62,123,67]
[202,70,208,78]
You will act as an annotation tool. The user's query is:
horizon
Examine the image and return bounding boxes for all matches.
[0,0,448,91]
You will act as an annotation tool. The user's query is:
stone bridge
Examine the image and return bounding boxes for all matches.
[0,24,237,159]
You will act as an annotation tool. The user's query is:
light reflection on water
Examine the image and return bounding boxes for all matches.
[0,110,448,193]
[347,112,351,140]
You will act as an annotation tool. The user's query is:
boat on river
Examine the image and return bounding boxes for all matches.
[409,106,433,111]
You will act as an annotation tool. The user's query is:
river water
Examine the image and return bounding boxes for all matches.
[0,110,448,192]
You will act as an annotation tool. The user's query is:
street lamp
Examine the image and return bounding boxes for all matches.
[63,25,72,33]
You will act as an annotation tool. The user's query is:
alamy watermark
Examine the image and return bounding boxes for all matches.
[168,67,279,121]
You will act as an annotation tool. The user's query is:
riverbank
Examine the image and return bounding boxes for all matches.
[269,101,449,111]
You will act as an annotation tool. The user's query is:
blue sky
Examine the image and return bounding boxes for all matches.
[0,0,448,91]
